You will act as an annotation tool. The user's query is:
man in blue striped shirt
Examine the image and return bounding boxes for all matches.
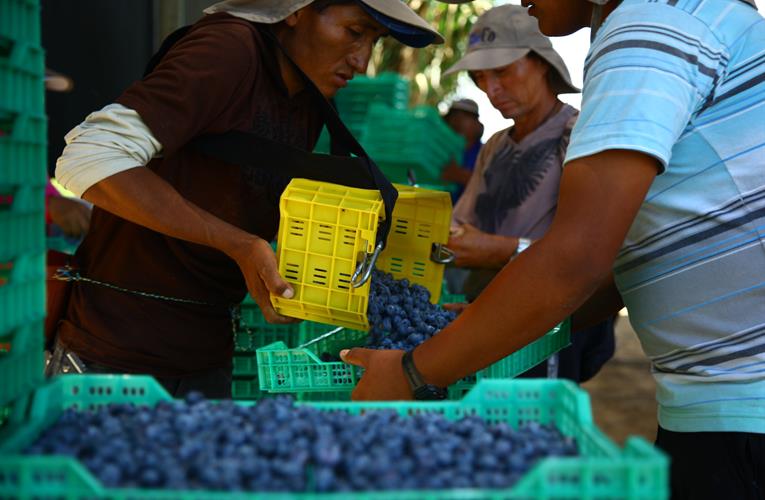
[344,1,764,497]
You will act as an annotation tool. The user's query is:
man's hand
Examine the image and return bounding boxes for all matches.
[48,196,91,237]
[229,237,298,325]
[442,302,469,315]
[347,150,659,393]
[448,224,516,268]
[82,168,298,324]
[340,348,412,401]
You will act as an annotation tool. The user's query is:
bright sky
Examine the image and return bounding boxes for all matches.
[449,0,593,141]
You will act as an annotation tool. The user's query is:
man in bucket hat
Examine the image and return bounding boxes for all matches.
[50,0,442,397]
[441,5,615,383]
[343,0,765,497]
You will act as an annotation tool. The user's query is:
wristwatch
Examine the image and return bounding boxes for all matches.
[401,350,448,400]
[514,237,532,258]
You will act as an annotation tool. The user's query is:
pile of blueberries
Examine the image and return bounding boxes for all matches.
[365,270,457,351]
[25,393,578,492]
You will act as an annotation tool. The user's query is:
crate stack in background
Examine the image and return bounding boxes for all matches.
[232,296,366,401]
[0,0,47,431]
[361,102,465,190]
[315,72,464,193]
[231,296,303,400]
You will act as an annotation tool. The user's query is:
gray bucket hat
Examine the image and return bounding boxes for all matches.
[446,98,480,117]
[204,0,444,47]
[443,5,579,95]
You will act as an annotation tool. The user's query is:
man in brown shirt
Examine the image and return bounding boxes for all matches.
[51,0,442,397]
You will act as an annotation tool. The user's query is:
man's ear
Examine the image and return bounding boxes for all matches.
[282,10,302,28]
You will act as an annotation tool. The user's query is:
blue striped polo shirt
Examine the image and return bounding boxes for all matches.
[566,0,765,433]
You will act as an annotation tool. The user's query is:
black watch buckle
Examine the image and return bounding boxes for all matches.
[401,350,447,401]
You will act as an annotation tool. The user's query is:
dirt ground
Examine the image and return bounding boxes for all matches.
[581,311,658,445]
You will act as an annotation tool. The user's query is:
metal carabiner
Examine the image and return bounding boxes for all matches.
[430,243,456,264]
[351,241,384,288]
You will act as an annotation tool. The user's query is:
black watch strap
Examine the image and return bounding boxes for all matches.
[402,350,447,401]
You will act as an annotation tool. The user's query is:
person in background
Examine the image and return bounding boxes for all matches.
[346,0,765,497]
[446,5,615,382]
[441,98,483,203]
[43,68,92,240]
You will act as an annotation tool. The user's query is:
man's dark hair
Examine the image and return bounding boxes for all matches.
[526,51,561,94]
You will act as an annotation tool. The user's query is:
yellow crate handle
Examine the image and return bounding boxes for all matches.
[431,244,456,264]
[351,241,385,288]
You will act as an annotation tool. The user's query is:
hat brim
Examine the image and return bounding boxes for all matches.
[532,47,580,94]
[360,0,444,46]
[443,47,530,76]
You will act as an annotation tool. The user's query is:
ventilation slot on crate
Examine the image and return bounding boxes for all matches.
[289,220,305,237]
[0,111,16,136]
[342,229,355,247]
[416,222,432,239]
[284,263,300,283]
[412,261,427,277]
[338,272,351,290]
[394,218,409,235]
[312,268,328,286]
[317,224,333,242]
[389,257,404,273]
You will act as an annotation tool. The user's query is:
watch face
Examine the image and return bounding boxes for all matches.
[414,385,448,401]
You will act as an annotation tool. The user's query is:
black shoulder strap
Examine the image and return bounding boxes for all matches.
[142,23,398,249]
[256,27,398,248]
[143,25,193,77]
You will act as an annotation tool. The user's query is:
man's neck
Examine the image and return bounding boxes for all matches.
[275,48,305,97]
[590,1,622,40]
[511,94,560,142]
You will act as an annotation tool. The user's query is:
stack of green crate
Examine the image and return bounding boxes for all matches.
[314,72,411,154]
[360,102,465,188]
[334,72,410,138]
[233,296,364,400]
[0,0,46,432]
[231,296,303,400]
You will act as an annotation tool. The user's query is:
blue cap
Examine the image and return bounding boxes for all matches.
[358,1,438,49]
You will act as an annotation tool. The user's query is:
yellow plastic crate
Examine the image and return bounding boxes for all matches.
[271,179,385,331]
[272,180,453,330]
[377,184,452,303]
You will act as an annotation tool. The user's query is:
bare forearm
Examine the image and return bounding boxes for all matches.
[415,233,601,387]
[415,150,659,387]
[571,275,623,332]
[82,167,256,260]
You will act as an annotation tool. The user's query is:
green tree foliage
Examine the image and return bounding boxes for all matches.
[367,0,492,106]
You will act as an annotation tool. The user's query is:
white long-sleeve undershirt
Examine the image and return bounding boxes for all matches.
[55,103,162,197]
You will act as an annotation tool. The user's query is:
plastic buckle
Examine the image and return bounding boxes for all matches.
[351,241,384,288]
[430,243,456,264]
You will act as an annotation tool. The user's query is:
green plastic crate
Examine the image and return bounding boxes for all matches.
[0,0,41,49]
[439,292,466,305]
[231,376,263,400]
[334,73,410,118]
[0,111,47,186]
[361,104,464,186]
[256,327,370,393]
[0,375,668,499]
[237,297,302,334]
[0,38,44,114]
[0,252,45,335]
[0,319,43,409]
[257,320,571,395]
[0,185,45,261]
